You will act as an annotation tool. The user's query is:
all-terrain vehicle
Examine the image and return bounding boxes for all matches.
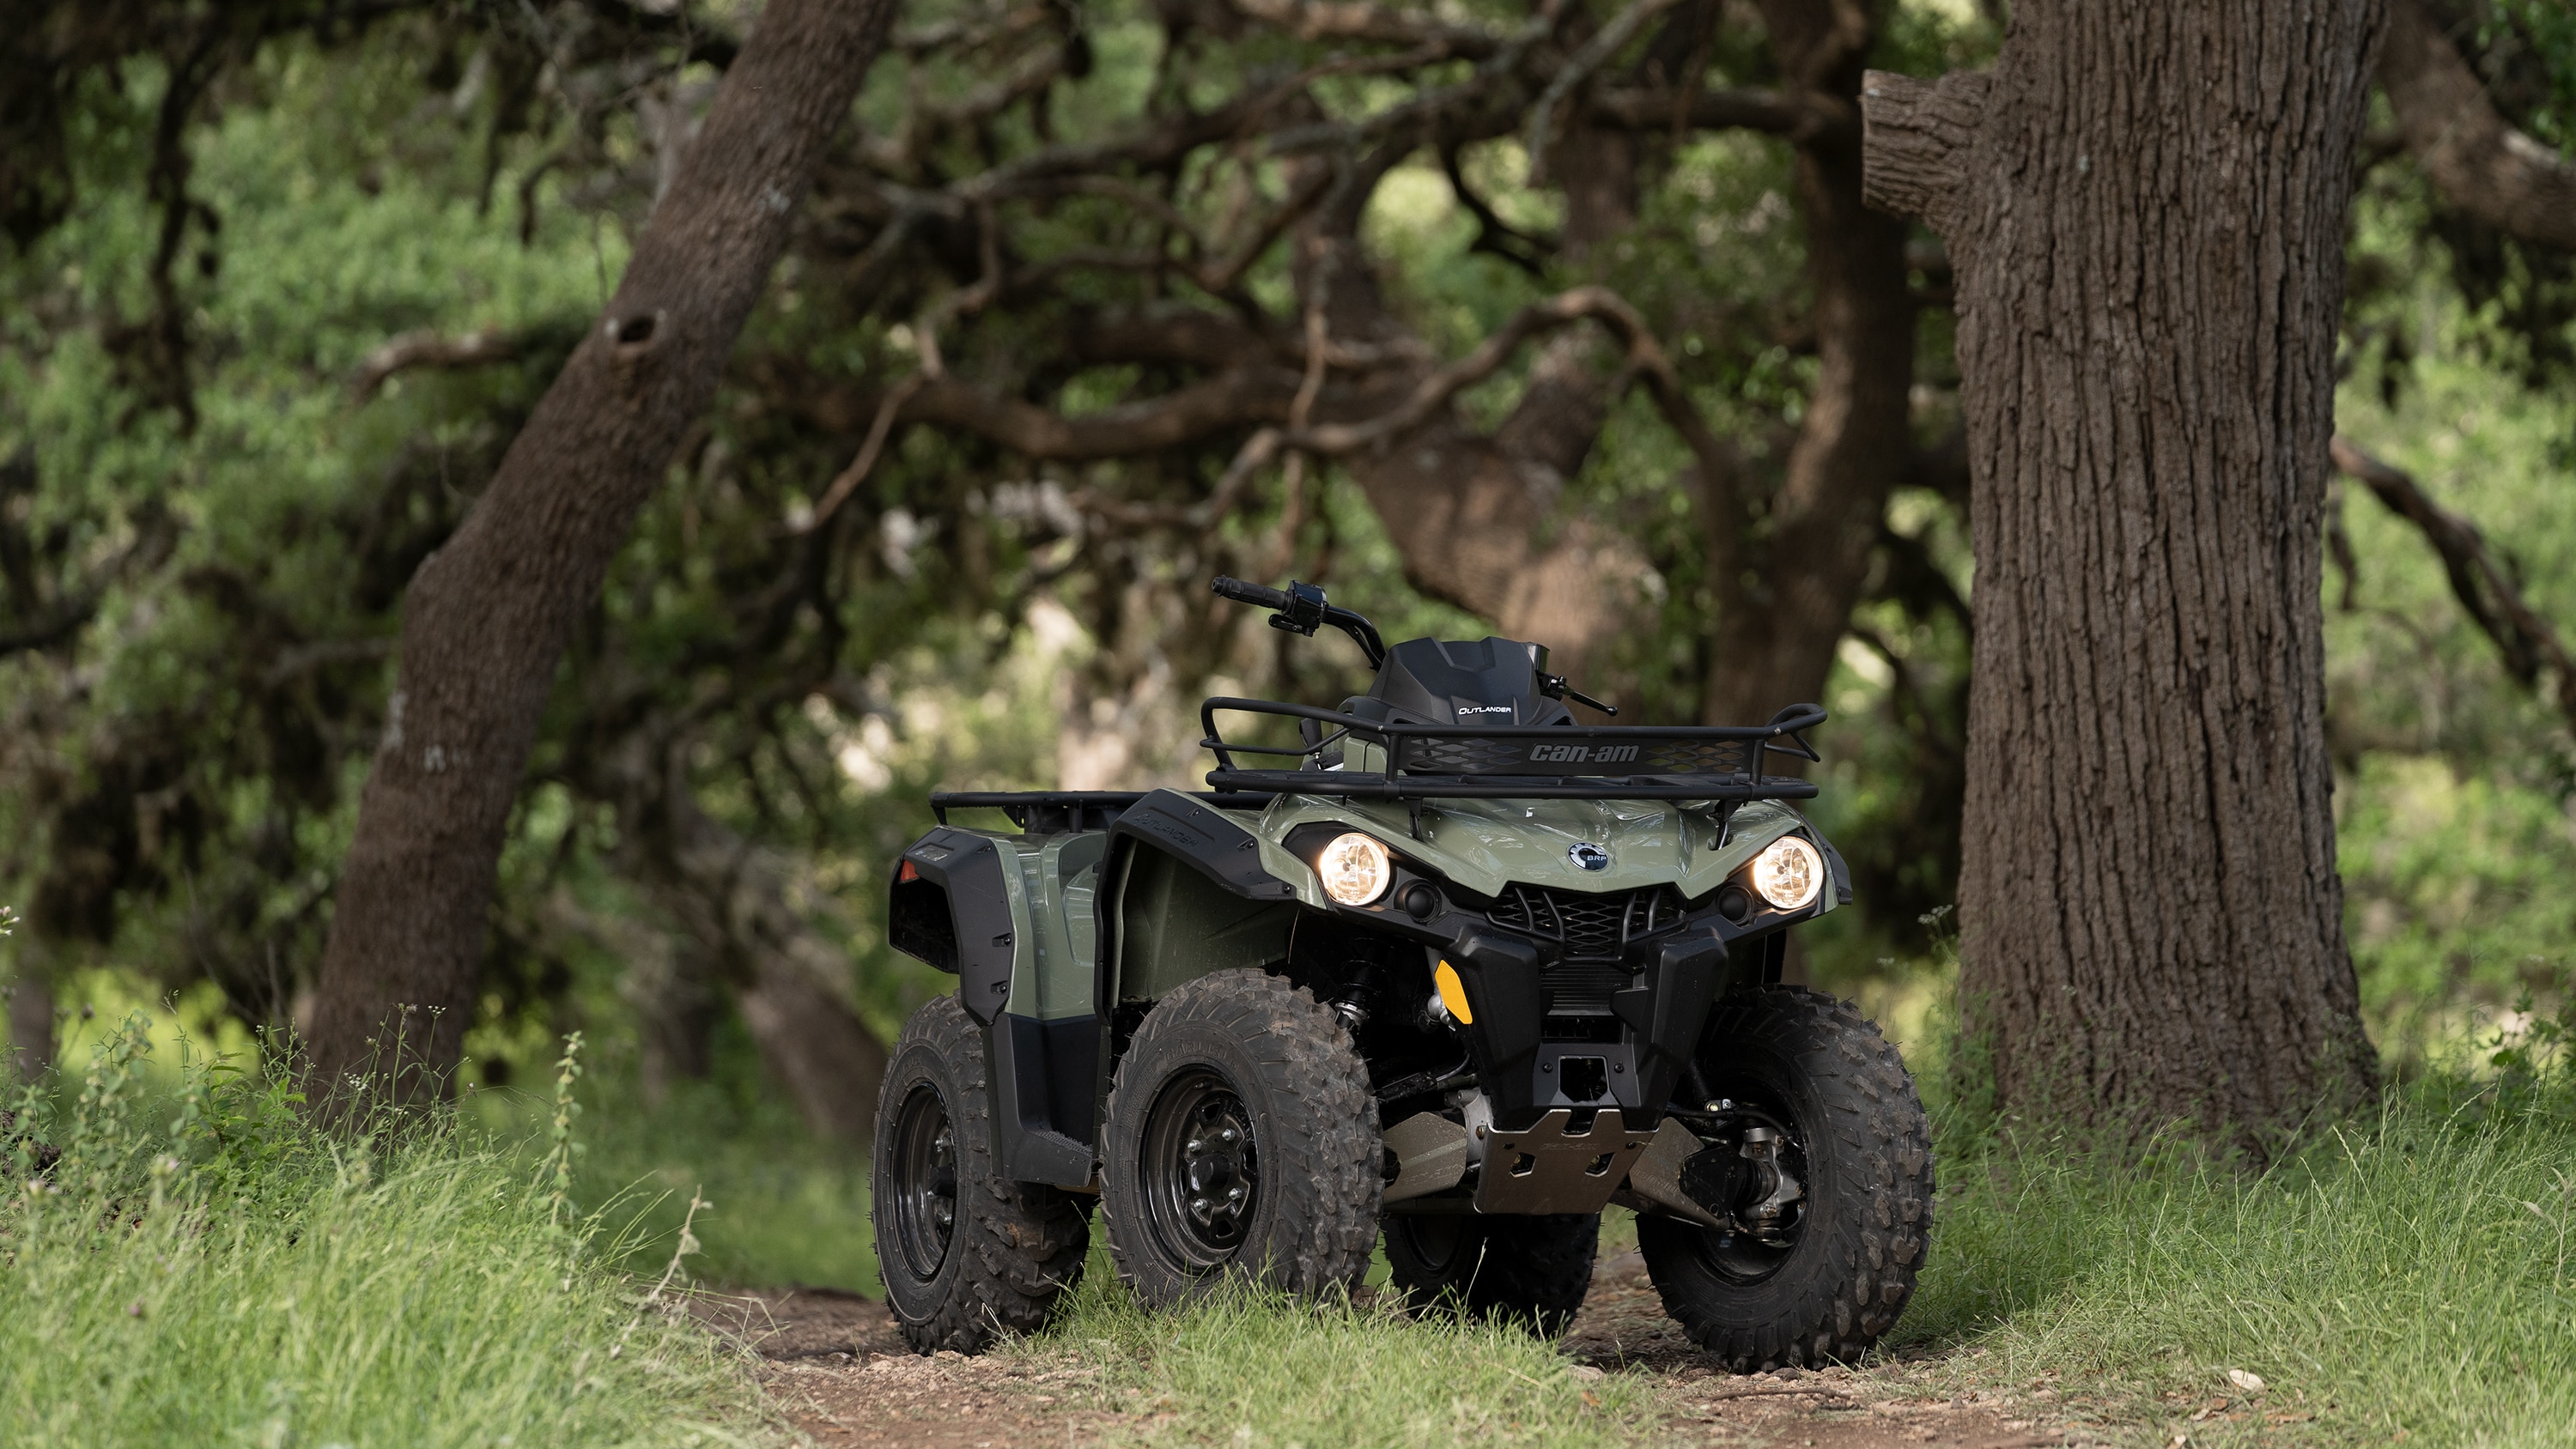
[872,577,1933,1369]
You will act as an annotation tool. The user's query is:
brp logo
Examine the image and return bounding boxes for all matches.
[1568,841,1611,872]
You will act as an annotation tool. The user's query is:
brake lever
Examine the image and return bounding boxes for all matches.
[1538,673,1618,717]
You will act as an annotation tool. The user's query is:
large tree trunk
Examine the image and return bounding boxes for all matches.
[305,0,898,1097]
[1861,2,2382,1154]
[1700,0,1916,726]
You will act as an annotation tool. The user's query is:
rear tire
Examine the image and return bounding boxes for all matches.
[872,995,1091,1355]
[1099,970,1380,1307]
[1637,986,1932,1371]
[1382,1211,1599,1337]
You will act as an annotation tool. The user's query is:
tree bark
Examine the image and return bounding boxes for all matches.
[1862,3,2382,1154]
[1700,0,1916,726]
[305,0,898,1097]
[2380,0,2576,252]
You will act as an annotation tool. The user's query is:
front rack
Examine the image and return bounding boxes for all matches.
[929,790,1275,831]
[1198,698,1825,802]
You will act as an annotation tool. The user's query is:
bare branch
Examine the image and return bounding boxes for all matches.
[826,367,1301,463]
[1858,69,1992,237]
[1586,83,1849,141]
[892,3,1052,56]
[804,375,926,531]
[2332,435,2576,737]
[1222,0,1507,57]
[2380,0,2576,251]
[1525,0,1686,185]
[351,326,519,399]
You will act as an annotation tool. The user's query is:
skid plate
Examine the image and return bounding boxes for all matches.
[1473,1108,1654,1215]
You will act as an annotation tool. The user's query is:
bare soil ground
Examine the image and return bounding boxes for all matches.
[690,1258,2106,1449]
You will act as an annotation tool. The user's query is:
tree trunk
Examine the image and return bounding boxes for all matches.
[1861,2,2382,1154]
[1700,0,1916,727]
[304,0,897,1097]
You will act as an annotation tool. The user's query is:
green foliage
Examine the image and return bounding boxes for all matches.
[561,1072,882,1294]
[0,1020,757,1448]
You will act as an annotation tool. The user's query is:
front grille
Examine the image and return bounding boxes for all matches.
[1489,883,1691,961]
[1489,883,1694,1016]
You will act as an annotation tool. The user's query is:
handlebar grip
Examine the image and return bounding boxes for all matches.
[1211,575,1292,610]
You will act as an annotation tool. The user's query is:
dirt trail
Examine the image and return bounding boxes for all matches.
[692,1260,2098,1448]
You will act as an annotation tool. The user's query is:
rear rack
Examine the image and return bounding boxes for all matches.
[929,790,1275,831]
[1197,699,1825,802]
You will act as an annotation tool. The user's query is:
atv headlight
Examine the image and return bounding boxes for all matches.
[1317,832,1393,906]
[1749,835,1824,911]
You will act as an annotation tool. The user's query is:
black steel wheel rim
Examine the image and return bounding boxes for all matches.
[888,1082,959,1282]
[1139,1066,1261,1270]
[1391,1212,1469,1276]
[1688,1094,1811,1285]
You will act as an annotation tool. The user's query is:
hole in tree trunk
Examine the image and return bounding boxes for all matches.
[613,313,658,346]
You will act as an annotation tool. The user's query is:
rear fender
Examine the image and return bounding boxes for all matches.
[890,828,1023,1023]
[893,827,1096,1188]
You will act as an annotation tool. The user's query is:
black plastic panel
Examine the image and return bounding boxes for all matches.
[899,828,1018,1024]
[1108,792,1293,901]
[991,1013,1097,1187]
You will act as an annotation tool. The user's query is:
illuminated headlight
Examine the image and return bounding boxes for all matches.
[1317,832,1393,906]
[1749,835,1824,911]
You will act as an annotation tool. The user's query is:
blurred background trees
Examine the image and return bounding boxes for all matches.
[3,0,2573,1147]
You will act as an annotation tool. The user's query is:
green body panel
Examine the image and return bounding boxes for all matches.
[1246,793,1826,904]
[939,830,1098,1023]
[1109,844,1297,1004]
[1049,841,1101,1019]
[1064,787,1830,1010]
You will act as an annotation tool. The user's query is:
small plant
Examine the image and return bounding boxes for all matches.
[2488,972,2576,1113]
[544,1029,586,1229]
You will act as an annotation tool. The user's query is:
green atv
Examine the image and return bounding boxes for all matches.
[871,577,1933,1370]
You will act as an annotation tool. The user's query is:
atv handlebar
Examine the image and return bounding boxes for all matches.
[1211,575,1293,611]
[1210,575,1388,668]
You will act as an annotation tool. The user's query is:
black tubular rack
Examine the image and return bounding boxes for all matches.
[1196,698,1825,803]
[927,791,1275,831]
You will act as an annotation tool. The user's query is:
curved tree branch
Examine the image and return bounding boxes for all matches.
[2332,435,2576,737]
[2381,0,2576,252]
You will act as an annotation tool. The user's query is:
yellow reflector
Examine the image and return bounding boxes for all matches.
[1434,960,1473,1025]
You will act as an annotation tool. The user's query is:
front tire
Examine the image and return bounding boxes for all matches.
[871,995,1091,1354]
[1637,986,1932,1371]
[1099,970,1381,1307]
[1382,1211,1599,1337]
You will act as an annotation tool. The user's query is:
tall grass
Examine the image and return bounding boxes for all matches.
[1903,997,2576,1446]
[1024,1246,1654,1449]
[0,1018,762,1448]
